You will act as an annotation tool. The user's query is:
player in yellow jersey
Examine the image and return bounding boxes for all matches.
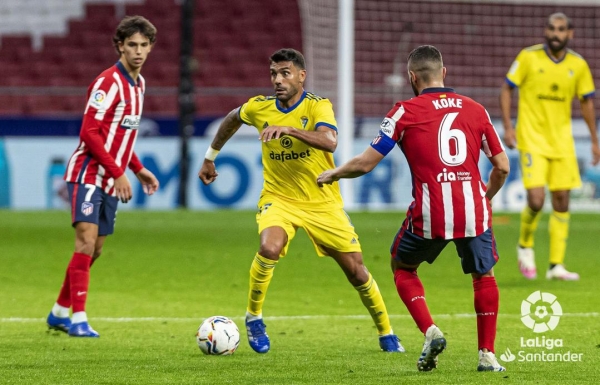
[500,13,600,281]
[198,48,404,354]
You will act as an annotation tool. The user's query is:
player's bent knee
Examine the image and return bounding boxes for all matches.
[74,244,95,256]
[472,269,494,279]
[391,259,420,271]
[348,268,369,286]
[257,246,282,261]
[343,262,369,286]
[551,195,569,212]
[526,193,545,212]
[75,231,98,255]
[530,203,544,212]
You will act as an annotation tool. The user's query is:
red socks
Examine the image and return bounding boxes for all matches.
[473,276,499,353]
[66,252,93,313]
[395,268,499,352]
[56,268,71,308]
[394,268,434,334]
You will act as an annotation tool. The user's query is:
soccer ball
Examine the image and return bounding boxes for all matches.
[196,316,240,355]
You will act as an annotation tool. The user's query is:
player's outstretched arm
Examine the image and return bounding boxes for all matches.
[261,125,337,152]
[317,147,384,186]
[210,108,244,150]
[499,82,516,149]
[485,151,510,201]
[136,168,159,195]
[198,108,243,185]
[580,97,600,165]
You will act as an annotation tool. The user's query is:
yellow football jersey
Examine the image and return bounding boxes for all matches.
[239,91,343,208]
[506,44,595,157]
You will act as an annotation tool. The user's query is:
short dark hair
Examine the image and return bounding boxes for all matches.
[270,48,306,70]
[407,45,443,83]
[112,16,157,55]
[548,12,573,30]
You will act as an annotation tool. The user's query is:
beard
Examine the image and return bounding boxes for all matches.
[546,36,569,53]
[410,78,419,97]
[275,86,297,103]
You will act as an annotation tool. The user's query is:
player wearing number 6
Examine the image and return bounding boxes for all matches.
[318,45,510,372]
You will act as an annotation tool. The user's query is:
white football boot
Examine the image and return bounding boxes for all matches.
[517,246,537,279]
[417,325,446,371]
[477,350,506,372]
[545,264,580,281]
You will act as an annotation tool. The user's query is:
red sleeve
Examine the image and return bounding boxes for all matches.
[128,152,144,174]
[481,108,505,158]
[80,123,124,178]
[384,102,407,142]
[80,75,124,179]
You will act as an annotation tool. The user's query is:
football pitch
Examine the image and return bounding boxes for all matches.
[1,210,599,384]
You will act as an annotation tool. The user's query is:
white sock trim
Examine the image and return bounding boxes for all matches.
[72,311,88,324]
[52,303,70,318]
[245,311,262,321]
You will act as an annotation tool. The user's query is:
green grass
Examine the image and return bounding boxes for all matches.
[1,210,599,384]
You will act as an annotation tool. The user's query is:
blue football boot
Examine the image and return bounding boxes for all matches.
[68,321,100,337]
[245,319,270,353]
[46,312,71,333]
[379,334,406,353]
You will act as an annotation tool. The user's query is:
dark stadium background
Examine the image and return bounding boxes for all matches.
[1,0,599,210]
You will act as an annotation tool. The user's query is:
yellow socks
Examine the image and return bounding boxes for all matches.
[247,253,277,316]
[247,255,394,337]
[354,273,393,336]
[519,207,569,265]
[518,206,541,248]
[549,211,570,265]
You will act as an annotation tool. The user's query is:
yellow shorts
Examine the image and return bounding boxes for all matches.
[519,151,581,191]
[256,196,362,257]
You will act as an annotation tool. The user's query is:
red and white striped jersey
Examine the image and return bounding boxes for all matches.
[65,61,145,195]
[371,88,505,239]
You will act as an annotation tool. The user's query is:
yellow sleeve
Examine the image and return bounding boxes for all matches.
[238,96,261,126]
[313,99,338,131]
[505,49,529,88]
[576,60,595,100]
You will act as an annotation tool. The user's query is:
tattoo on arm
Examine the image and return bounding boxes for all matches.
[212,108,243,149]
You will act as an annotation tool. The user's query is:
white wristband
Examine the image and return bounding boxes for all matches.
[205,147,220,161]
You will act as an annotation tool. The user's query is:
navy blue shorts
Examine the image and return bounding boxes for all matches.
[68,182,118,236]
[390,227,499,274]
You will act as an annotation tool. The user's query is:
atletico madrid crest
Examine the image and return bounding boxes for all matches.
[81,202,94,216]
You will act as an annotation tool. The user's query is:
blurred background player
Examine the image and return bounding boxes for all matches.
[318,45,510,372]
[500,12,600,281]
[46,16,160,337]
[199,48,404,354]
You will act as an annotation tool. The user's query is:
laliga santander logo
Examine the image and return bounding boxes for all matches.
[520,290,562,333]
[500,290,584,363]
[500,347,516,362]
